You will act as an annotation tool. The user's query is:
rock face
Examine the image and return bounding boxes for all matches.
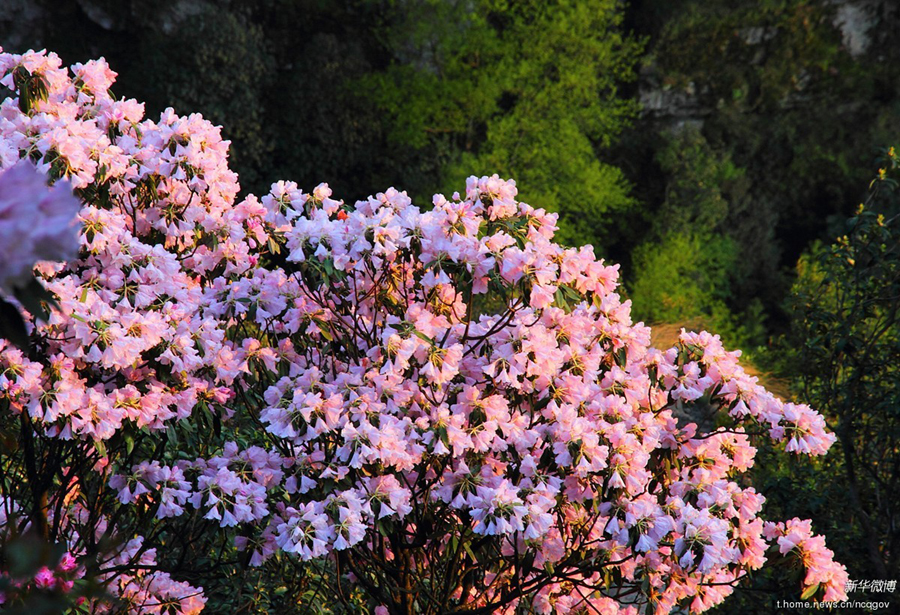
[0,0,46,51]
[834,0,881,57]
[635,0,893,126]
[0,0,214,50]
[638,75,709,124]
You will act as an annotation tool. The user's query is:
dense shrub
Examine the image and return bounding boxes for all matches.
[0,48,847,614]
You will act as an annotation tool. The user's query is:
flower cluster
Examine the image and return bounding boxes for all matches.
[0,46,846,614]
[0,47,247,612]
[0,551,80,607]
[765,518,849,602]
[101,537,206,614]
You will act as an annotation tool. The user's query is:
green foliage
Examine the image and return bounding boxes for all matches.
[651,0,849,110]
[8,1,645,227]
[652,127,749,235]
[363,0,642,247]
[726,151,900,612]
[628,127,765,350]
[707,150,900,613]
[786,163,900,577]
[629,232,762,347]
[629,232,734,323]
[623,0,900,329]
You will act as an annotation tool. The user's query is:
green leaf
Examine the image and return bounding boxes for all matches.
[412,330,434,345]
[322,258,335,277]
[800,583,820,600]
[554,288,568,309]
[314,319,334,341]
[463,541,478,562]
[167,423,179,446]
[93,439,107,457]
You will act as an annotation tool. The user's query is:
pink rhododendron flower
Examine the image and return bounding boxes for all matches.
[32,567,56,589]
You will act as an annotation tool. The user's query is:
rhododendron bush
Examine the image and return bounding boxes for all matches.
[0,47,848,614]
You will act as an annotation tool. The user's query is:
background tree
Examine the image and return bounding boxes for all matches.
[620,0,900,343]
[711,150,900,614]
[0,0,643,248]
[782,149,900,598]
[361,0,642,247]
[627,127,765,350]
